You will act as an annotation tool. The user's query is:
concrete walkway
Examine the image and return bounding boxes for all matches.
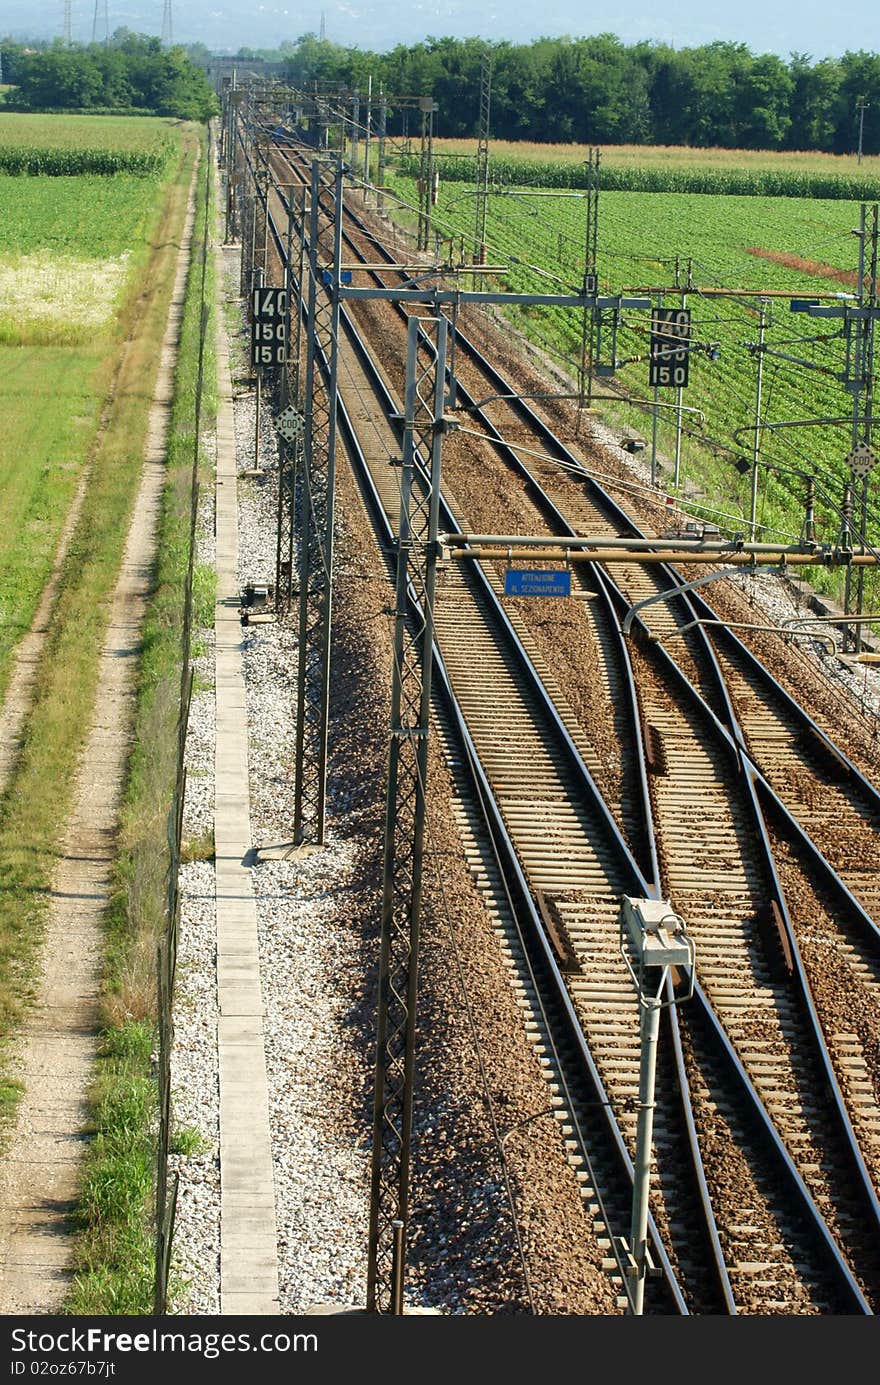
[213,175,281,1314]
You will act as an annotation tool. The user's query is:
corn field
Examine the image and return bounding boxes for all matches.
[398,152,880,200]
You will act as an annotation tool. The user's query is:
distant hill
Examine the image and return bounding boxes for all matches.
[0,3,281,52]
[0,2,489,56]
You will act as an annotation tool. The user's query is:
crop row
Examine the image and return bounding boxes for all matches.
[0,146,170,176]
[396,152,880,201]
[0,112,177,150]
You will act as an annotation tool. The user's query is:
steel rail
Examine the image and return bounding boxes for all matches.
[328,289,688,1319]
[333,248,874,1314]
[338,192,880,931]
[285,178,859,1312]
[258,135,875,1310]
[274,137,875,1296]
[318,172,880,1308]
[261,156,695,1313]
[447,351,880,1304]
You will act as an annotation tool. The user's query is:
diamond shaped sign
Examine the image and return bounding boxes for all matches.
[277,406,303,443]
[848,443,877,477]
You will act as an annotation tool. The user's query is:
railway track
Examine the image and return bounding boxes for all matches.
[233,125,880,1312]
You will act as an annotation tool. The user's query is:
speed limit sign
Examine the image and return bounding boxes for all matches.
[649,308,691,388]
[251,285,288,368]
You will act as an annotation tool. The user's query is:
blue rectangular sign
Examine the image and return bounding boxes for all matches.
[505,568,571,598]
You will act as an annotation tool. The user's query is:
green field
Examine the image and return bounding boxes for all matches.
[415,140,880,199]
[0,175,164,256]
[0,108,201,1308]
[0,110,177,153]
[387,166,877,595]
[435,138,875,169]
[433,138,880,174]
[0,112,176,174]
[0,346,106,681]
[0,127,182,703]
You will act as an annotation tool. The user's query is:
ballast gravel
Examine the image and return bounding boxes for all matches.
[168,247,616,1317]
[169,212,880,1318]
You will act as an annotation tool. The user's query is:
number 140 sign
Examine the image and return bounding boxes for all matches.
[251,285,288,368]
[649,307,690,388]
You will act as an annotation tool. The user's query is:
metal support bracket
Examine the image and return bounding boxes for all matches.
[622,566,744,637]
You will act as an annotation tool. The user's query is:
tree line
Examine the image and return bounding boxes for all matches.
[0,34,218,121]
[2,29,877,153]
[222,31,880,154]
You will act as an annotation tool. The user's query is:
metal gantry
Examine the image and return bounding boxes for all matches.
[748,297,770,538]
[91,0,109,45]
[578,146,601,409]
[225,112,703,1314]
[376,91,388,213]
[292,160,344,846]
[416,97,439,253]
[847,204,878,646]
[473,48,493,267]
[238,133,256,297]
[366,314,448,1315]
[782,204,880,649]
[275,186,308,616]
[223,112,880,1314]
[857,96,870,164]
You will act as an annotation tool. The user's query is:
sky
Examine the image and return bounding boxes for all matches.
[0,0,874,60]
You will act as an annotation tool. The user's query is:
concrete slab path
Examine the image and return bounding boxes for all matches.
[213,177,281,1315]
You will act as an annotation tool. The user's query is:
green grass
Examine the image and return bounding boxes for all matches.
[66,1021,157,1315]
[0,154,180,703]
[180,827,215,865]
[434,138,880,172]
[0,348,104,703]
[0,166,175,701]
[67,135,217,1316]
[0,174,163,257]
[0,131,195,1053]
[170,1125,210,1157]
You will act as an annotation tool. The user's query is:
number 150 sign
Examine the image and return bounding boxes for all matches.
[251,286,288,368]
[649,308,690,388]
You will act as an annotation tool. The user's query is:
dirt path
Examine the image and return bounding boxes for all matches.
[0,471,91,797]
[0,165,198,1315]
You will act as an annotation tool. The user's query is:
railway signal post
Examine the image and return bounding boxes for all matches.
[648,295,692,487]
[618,897,695,1315]
[796,204,878,650]
[366,314,448,1314]
[293,158,344,847]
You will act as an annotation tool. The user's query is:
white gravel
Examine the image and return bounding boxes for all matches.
[169,262,371,1315]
